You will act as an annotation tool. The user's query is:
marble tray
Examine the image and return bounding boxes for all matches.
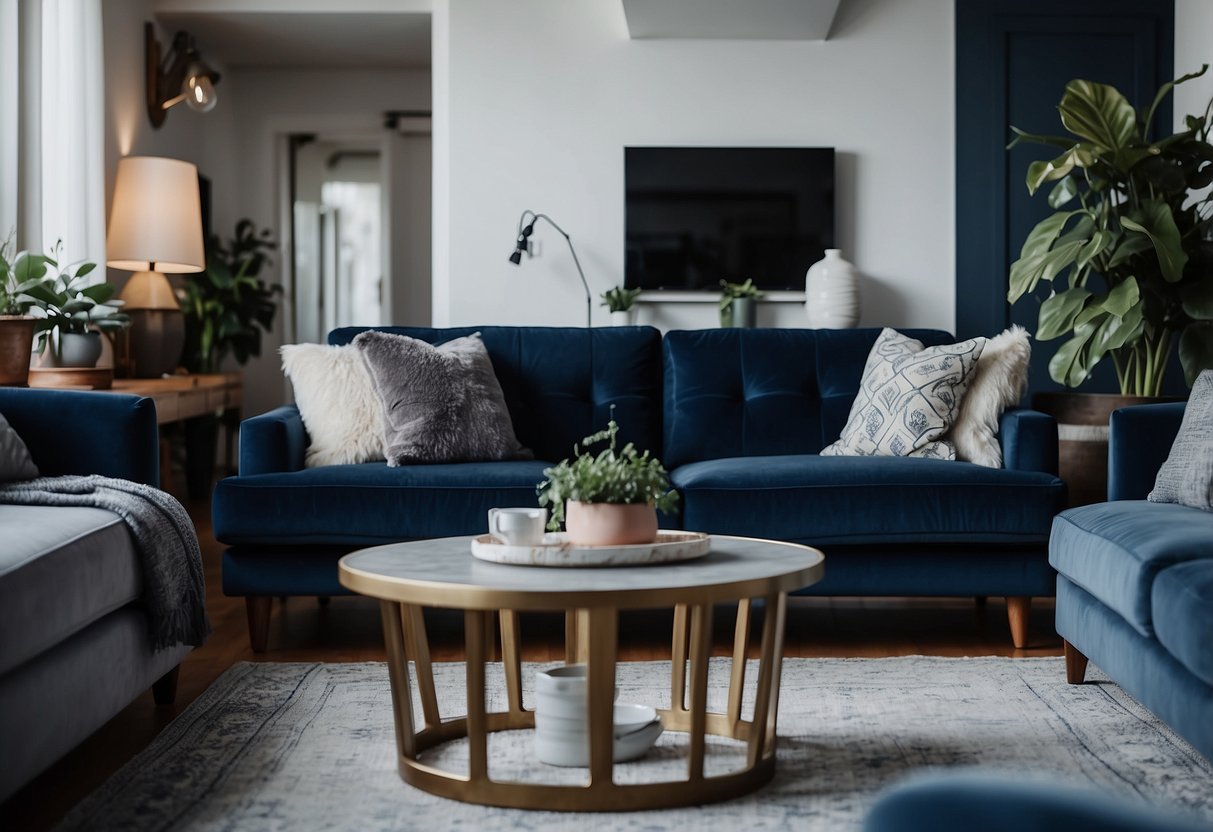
[470,530,711,567]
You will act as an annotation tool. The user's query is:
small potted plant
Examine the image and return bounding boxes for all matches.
[0,238,43,385]
[21,244,129,368]
[601,285,642,326]
[537,414,679,545]
[719,278,763,328]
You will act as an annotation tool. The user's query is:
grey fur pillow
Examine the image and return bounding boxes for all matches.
[353,331,531,466]
[0,412,39,483]
[1149,369,1213,511]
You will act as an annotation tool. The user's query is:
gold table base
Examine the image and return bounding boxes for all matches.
[378,593,789,812]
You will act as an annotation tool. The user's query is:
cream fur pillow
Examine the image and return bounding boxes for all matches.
[280,344,386,467]
[946,325,1031,468]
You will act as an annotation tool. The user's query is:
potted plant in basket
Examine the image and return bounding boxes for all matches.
[0,238,42,385]
[537,414,679,546]
[19,244,128,368]
[719,278,763,328]
[601,285,642,326]
[1007,65,1213,503]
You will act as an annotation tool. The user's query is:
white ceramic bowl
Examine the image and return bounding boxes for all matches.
[534,703,663,767]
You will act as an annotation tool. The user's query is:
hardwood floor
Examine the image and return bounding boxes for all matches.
[1,497,1061,830]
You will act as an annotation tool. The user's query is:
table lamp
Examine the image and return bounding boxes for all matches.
[106,156,206,377]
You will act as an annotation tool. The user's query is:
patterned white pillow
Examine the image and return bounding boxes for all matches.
[821,328,985,460]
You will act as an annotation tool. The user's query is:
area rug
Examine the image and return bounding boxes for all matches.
[56,658,1213,831]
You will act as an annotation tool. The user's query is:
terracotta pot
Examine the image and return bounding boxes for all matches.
[564,501,658,546]
[1034,392,1181,507]
[0,316,36,386]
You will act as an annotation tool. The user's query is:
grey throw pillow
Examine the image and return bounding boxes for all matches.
[1149,369,1213,511]
[821,328,986,460]
[354,331,531,466]
[0,412,39,483]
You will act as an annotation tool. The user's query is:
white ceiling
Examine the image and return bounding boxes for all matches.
[153,11,431,70]
[621,0,843,40]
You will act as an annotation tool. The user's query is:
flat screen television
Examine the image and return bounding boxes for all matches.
[625,147,835,292]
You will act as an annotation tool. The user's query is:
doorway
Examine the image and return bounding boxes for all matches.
[290,135,386,344]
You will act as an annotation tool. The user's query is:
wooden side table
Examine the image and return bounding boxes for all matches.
[30,372,243,491]
[339,535,824,812]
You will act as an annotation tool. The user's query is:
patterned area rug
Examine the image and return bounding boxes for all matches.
[56,658,1213,831]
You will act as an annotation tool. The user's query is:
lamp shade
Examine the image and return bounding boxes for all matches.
[106,156,205,274]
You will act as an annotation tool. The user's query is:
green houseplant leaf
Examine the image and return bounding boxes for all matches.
[1180,321,1213,386]
[1008,67,1213,395]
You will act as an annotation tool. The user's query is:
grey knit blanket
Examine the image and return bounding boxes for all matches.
[0,475,210,650]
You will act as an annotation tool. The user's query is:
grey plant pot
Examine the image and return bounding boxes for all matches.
[721,297,758,328]
[50,332,103,368]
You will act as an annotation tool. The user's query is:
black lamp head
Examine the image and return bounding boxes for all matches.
[509,221,535,265]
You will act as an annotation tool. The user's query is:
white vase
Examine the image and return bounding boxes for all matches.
[805,249,860,329]
[610,310,635,327]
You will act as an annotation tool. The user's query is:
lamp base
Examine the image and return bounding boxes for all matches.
[127,308,185,378]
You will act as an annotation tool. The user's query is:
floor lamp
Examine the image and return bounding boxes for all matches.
[508,210,592,328]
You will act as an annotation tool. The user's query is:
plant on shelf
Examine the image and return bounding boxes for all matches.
[537,411,679,546]
[1007,64,1213,395]
[600,286,641,313]
[18,242,128,368]
[183,218,282,374]
[719,278,764,328]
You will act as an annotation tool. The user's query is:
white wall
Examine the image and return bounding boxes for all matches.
[1174,2,1213,135]
[434,0,956,331]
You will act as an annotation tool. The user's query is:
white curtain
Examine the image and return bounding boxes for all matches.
[0,0,18,243]
[38,0,105,268]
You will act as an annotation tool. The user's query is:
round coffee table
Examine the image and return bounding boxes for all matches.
[338,534,823,811]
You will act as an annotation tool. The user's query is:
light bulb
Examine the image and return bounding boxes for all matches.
[183,71,217,113]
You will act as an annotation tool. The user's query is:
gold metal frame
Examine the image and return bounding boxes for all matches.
[371,592,791,811]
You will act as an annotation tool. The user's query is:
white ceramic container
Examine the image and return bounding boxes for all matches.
[805,248,860,329]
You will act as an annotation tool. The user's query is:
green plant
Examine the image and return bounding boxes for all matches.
[536,413,679,531]
[183,219,282,373]
[1007,65,1213,395]
[15,243,127,353]
[719,278,764,327]
[601,285,642,313]
[0,236,35,316]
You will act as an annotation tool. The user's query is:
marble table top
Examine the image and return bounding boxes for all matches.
[339,535,824,610]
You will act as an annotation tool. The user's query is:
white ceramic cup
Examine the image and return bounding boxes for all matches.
[487,507,546,546]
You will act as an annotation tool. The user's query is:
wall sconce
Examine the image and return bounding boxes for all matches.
[145,22,220,129]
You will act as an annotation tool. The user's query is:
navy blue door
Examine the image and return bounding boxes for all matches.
[956,0,1176,394]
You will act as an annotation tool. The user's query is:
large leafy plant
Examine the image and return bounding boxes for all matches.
[183,219,281,373]
[1008,65,1213,395]
[536,414,679,531]
[14,243,128,353]
[0,237,37,316]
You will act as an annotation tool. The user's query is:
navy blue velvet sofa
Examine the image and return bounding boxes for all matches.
[1051,402,1213,760]
[213,326,1066,651]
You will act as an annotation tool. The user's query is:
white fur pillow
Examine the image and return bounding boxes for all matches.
[280,344,386,467]
[946,326,1031,468]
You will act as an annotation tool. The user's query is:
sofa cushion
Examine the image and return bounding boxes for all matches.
[662,328,955,469]
[329,326,663,463]
[1050,501,1213,637]
[0,505,140,675]
[213,460,554,546]
[1152,561,1213,687]
[671,454,1065,544]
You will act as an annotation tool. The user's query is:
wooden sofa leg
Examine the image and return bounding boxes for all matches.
[246,597,272,653]
[1006,596,1031,649]
[152,665,180,705]
[1064,640,1089,684]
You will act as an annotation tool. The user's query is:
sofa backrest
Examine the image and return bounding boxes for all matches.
[662,328,955,468]
[328,326,664,462]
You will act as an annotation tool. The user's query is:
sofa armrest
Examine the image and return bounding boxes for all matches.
[998,408,1058,475]
[239,405,307,476]
[0,388,159,485]
[1108,402,1185,501]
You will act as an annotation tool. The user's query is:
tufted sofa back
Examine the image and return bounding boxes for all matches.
[328,326,664,463]
[661,328,955,468]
